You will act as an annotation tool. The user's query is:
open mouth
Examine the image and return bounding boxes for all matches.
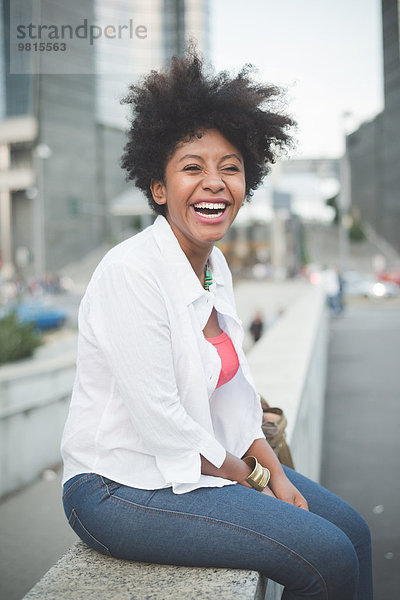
[192,202,228,219]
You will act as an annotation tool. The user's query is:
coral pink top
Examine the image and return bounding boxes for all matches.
[205,330,240,389]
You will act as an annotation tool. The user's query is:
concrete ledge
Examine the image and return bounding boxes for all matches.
[23,542,268,600]
[0,334,77,498]
[247,283,328,481]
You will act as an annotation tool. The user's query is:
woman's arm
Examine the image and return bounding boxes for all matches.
[201,442,307,509]
[243,437,285,478]
[201,452,253,486]
[201,437,308,509]
[244,438,309,510]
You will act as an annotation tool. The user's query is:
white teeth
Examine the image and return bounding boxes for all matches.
[193,202,226,210]
[196,211,224,219]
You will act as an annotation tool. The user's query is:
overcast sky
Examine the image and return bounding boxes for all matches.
[211,0,384,159]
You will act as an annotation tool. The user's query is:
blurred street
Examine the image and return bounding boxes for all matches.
[321,303,400,600]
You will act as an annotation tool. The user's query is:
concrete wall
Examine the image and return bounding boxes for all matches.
[0,352,75,499]
[246,283,328,599]
[247,283,328,482]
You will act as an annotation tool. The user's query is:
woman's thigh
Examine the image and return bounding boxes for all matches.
[63,472,363,600]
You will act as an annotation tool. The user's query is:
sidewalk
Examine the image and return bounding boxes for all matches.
[321,303,400,599]
[0,468,76,600]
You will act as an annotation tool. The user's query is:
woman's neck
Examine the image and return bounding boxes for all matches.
[164,215,213,285]
[187,250,211,284]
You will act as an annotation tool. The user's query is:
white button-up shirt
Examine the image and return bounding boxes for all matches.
[61,216,264,493]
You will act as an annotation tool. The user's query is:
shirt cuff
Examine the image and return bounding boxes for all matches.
[155,438,226,486]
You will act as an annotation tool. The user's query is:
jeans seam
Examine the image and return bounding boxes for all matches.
[110,494,328,598]
[62,473,97,501]
[69,508,112,557]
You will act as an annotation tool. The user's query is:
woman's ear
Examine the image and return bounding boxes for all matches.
[150,180,167,206]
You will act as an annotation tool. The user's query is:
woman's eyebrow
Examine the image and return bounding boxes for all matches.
[177,153,243,163]
[221,153,243,164]
[177,154,203,163]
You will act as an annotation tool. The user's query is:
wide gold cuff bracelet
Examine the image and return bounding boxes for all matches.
[243,456,271,492]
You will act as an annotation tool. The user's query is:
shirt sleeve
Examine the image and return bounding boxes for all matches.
[252,394,266,441]
[87,261,226,486]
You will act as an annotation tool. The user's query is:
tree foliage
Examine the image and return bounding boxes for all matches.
[0,311,42,365]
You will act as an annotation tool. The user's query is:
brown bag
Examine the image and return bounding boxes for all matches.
[260,395,295,470]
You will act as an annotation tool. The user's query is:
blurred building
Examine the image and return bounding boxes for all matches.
[0,0,210,277]
[0,0,103,277]
[347,0,400,254]
[96,0,210,241]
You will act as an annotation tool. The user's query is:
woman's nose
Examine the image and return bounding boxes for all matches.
[202,173,226,192]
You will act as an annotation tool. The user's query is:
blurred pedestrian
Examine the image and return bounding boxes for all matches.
[249,310,264,342]
[321,265,343,315]
[336,267,345,314]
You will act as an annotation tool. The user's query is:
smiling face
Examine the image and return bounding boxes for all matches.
[150,129,246,258]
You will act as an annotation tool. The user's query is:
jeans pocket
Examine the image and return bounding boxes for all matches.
[68,508,112,557]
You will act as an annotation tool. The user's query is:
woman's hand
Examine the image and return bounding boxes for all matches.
[261,485,277,499]
[243,439,308,510]
[269,473,309,510]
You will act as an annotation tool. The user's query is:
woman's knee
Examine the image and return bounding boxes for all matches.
[329,497,372,555]
[350,510,372,549]
[282,531,359,600]
[311,527,359,599]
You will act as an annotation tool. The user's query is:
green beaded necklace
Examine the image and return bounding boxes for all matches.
[204,261,213,291]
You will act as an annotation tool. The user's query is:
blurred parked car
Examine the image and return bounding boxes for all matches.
[343,271,400,299]
[16,302,67,330]
[0,301,67,331]
[378,268,400,286]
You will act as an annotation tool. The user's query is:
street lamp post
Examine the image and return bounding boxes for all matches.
[32,143,52,281]
[0,142,14,278]
[339,112,352,273]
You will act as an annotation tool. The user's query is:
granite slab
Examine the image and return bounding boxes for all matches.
[23,541,268,600]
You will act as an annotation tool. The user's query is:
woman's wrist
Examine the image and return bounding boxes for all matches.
[227,456,253,486]
[236,460,253,487]
[244,438,285,479]
[201,450,275,489]
[242,456,271,491]
[201,451,252,484]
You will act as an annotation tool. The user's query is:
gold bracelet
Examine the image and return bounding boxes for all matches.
[243,456,271,492]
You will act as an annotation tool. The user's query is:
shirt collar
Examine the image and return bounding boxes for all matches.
[151,215,225,306]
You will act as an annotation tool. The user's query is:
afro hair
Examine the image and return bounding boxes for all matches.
[120,47,295,215]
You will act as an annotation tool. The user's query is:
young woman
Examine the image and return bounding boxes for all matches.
[61,49,373,599]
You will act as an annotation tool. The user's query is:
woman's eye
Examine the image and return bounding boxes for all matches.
[183,165,201,171]
[223,165,239,172]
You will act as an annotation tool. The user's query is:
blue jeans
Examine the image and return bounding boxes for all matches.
[63,466,372,599]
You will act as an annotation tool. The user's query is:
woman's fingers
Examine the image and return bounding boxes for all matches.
[261,486,277,498]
